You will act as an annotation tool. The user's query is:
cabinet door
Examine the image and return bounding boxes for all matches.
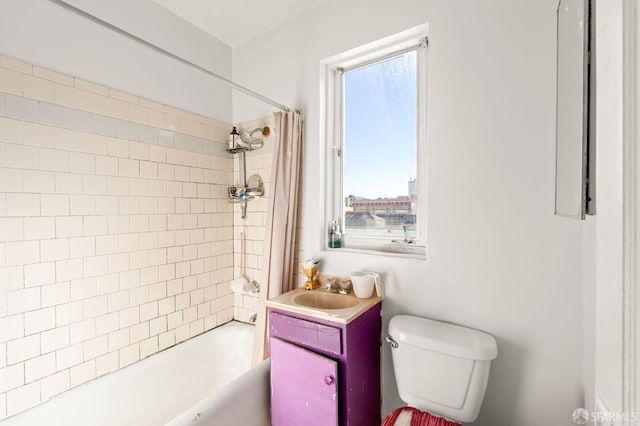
[271,337,339,426]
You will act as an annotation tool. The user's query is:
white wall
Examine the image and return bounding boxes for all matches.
[582,0,625,418]
[0,0,232,122]
[233,0,584,424]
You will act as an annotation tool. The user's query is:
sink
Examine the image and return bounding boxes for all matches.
[293,292,360,310]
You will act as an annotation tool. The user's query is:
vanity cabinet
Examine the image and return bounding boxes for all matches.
[268,303,382,426]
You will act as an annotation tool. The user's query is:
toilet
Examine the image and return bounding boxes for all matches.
[384,315,498,425]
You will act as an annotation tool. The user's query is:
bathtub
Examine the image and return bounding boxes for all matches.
[2,321,270,426]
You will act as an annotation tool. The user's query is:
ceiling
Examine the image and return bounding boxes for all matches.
[153,0,331,47]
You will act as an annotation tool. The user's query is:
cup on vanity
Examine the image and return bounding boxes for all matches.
[350,271,383,299]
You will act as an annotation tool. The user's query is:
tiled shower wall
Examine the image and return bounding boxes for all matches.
[0,55,236,419]
[231,117,274,323]
[231,116,304,323]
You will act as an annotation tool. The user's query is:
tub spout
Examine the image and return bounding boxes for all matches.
[249,313,257,323]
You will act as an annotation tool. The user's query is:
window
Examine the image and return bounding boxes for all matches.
[322,29,428,256]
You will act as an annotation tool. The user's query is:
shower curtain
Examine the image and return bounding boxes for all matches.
[252,110,303,364]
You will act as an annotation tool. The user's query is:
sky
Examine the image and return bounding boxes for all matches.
[343,50,417,200]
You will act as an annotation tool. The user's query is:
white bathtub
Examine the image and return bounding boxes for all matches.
[2,321,270,426]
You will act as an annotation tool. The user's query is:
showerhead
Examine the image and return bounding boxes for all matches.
[238,126,270,145]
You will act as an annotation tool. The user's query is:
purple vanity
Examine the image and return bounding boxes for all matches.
[267,288,382,426]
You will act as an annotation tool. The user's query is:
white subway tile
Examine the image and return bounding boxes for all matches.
[139,336,157,359]
[107,176,129,196]
[54,128,83,153]
[140,197,158,215]
[83,335,107,360]
[69,359,95,387]
[0,67,22,95]
[40,326,69,354]
[40,370,70,400]
[95,235,118,255]
[24,217,55,240]
[129,215,149,233]
[158,163,174,180]
[55,259,83,282]
[106,137,128,158]
[54,83,82,109]
[139,233,159,251]
[183,183,197,198]
[24,352,55,383]
[166,148,182,165]
[55,300,83,327]
[82,175,108,195]
[174,166,189,182]
[70,318,96,344]
[104,97,128,121]
[34,66,73,85]
[23,170,54,193]
[6,381,39,416]
[118,196,139,214]
[158,264,175,282]
[95,311,118,336]
[148,248,165,266]
[95,155,118,176]
[1,55,32,73]
[183,214,197,229]
[95,196,119,215]
[39,148,69,172]
[22,123,53,149]
[158,330,175,351]
[41,194,69,216]
[128,104,148,125]
[118,234,139,253]
[83,215,107,236]
[107,290,129,313]
[23,75,55,105]
[0,314,24,342]
[130,250,149,270]
[0,266,23,292]
[118,158,138,178]
[148,181,166,197]
[82,134,107,156]
[0,363,24,394]
[148,145,166,163]
[56,343,83,371]
[119,270,139,290]
[24,262,55,287]
[127,141,147,161]
[55,173,83,194]
[69,236,95,259]
[95,273,118,296]
[158,297,175,316]
[56,216,83,238]
[41,282,70,308]
[24,307,55,335]
[7,334,40,364]
[175,198,189,214]
[119,343,139,368]
[0,218,24,242]
[95,351,118,377]
[0,118,23,146]
[7,194,40,217]
[140,266,158,286]
[139,161,157,179]
[158,198,175,214]
[129,178,148,196]
[129,286,148,306]
[167,246,182,264]
[190,168,204,183]
[83,295,108,320]
[149,316,166,337]
[70,277,97,301]
[69,152,95,174]
[6,241,39,266]
[158,231,175,248]
[107,328,129,352]
[6,143,39,169]
[130,322,149,344]
[107,215,129,235]
[41,238,69,262]
[107,253,129,273]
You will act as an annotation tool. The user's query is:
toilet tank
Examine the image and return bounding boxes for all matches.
[388,315,498,423]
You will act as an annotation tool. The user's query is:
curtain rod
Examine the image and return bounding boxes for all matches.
[45,0,291,112]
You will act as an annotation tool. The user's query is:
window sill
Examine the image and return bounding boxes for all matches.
[324,243,426,260]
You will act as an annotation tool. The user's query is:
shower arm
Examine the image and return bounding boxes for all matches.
[45,0,291,112]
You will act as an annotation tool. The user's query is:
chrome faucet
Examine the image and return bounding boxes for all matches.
[325,278,351,295]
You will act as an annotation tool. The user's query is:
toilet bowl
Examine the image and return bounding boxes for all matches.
[384,315,498,425]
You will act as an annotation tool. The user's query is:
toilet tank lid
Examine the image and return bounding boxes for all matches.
[389,315,498,360]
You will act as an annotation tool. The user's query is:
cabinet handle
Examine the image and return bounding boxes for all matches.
[324,375,335,385]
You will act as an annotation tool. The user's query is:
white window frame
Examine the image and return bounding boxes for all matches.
[320,26,429,257]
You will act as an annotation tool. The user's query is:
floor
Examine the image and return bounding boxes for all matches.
[2,321,254,426]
